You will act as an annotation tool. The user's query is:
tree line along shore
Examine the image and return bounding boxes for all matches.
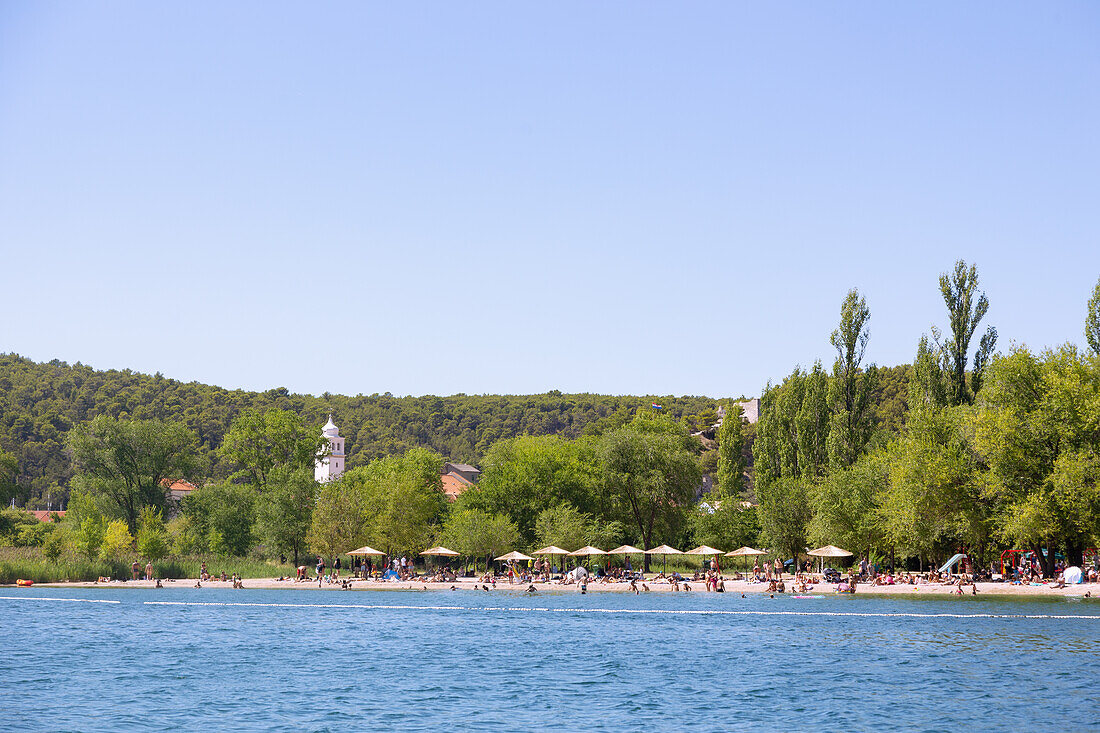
[2,261,1099,586]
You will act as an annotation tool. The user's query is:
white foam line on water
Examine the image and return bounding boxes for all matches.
[142,601,1099,620]
[0,595,121,604]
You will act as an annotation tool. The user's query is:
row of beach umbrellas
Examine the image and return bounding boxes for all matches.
[345,543,853,570]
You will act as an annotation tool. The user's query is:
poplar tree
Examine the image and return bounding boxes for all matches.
[827,289,876,468]
[716,402,745,495]
[936,260,997,405]
[1086,275,1100,356]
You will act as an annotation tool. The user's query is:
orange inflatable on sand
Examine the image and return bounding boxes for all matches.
[16,579,34,586]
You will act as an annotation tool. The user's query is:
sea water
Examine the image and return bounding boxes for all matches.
[2,587,1098,732]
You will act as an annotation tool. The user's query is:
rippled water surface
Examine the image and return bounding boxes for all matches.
[2,587,1098,732]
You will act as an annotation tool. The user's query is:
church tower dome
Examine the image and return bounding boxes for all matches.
[315,415,345,483]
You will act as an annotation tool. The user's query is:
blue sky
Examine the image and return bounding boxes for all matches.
[2,3,1098,399]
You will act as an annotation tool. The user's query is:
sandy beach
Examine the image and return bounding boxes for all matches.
[19,576,1097,598]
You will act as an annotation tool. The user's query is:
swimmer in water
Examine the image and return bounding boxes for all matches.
[525,584,537,594]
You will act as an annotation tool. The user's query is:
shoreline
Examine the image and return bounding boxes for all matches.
[9,576,1096,598]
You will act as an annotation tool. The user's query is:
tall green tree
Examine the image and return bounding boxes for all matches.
[690,502,759,553]
[599,415,701,565]
[754,363,831,485]
[68,416,197,532]
[811,450,887,557]
[461,435,602,543]
[827,289,877,468]
[908,336,949,410]
[255,466,317,565]
[308,448,446,559]
[307,476,366,560]
[1086,275,1100,356]
[219,408,326,490]
[440,509,520,573]
[972,345,1100,572]
[534,503,623,551]
[716,403,745,495]
[935,260,997,406]
[0,449,20,506]
[884,406,986,566]
[180,482,256,557]
[755,476,812,570]
[358,448,447,557]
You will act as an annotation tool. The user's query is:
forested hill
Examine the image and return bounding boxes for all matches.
[0,353,730,502]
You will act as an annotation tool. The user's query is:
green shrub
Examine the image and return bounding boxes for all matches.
[0,509,40,545]
[15,522,52,548]
[136,508,170,561]
[75,515,106,559]
[99,520,134,560]
[42,530,65,563]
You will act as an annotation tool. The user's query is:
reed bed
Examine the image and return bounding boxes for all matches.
[0,547,295,584]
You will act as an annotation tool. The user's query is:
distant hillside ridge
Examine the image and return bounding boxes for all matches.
[0,353,735,505]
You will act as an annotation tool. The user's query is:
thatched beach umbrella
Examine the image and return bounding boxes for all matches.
[532,545,570,575]
[808,545,853,573]
[645,544,683,574]
[347,546,385,556]
[686,545,725,573]
[421,546,460,557]
[609,544,645,573]
[494,550,534,575]
[725,546,766,576]
[568,545,608,570]
[346,546,386,577]
[420,546,460,574]
[494,551,534,562]
[532,545,571,557]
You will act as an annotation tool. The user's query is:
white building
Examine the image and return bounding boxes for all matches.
[315,415,346,482]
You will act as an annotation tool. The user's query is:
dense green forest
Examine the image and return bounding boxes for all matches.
[0,353,732,506]
[0,352,910,510]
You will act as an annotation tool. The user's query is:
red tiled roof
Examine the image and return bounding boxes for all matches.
[32,510,66,523]
[164,480,198,493]
[441,472,472,502]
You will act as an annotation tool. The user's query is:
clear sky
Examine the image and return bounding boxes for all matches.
[2,3,1098,399]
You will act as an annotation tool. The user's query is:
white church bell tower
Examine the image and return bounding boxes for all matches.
[315,415,345,482]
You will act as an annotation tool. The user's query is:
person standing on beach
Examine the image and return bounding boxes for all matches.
[144,562,153,581]
[131,561,141,580]
[316,557,325,586]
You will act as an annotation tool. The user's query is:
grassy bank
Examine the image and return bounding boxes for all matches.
[0,547,295,584]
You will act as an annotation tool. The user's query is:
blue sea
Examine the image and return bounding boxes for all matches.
[2,587,1098,732]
